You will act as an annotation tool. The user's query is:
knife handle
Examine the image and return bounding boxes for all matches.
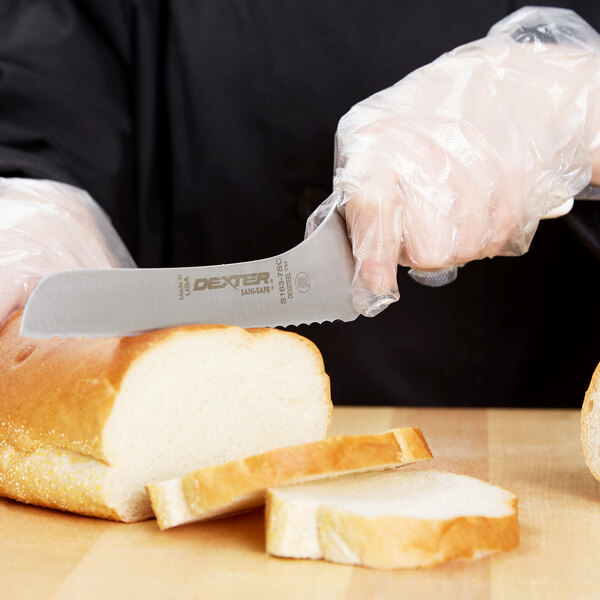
[409,190,599,288]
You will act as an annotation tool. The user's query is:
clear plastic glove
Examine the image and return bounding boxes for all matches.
[0,177,135,324]
[307,7,600,317]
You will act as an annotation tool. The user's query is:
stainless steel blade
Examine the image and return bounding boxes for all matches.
[21,204,359,338]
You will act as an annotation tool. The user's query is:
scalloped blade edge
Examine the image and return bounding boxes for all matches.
[21,204,359,338]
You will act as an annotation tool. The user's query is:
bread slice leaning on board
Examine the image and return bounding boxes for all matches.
[148,427,433,529]
[0,313,331,522]
[266,469,519,569]
[581,360,600,481]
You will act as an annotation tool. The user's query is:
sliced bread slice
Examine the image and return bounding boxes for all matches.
[0,313,331,522]
[147,428,432,529]
[266,469,519,569]
[581,360,600,481]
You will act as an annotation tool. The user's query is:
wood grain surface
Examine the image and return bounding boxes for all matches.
[1,406,599,600]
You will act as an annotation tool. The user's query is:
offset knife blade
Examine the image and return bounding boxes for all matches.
[21,203,359,338]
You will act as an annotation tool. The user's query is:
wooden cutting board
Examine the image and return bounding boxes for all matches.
[1,406,599,600]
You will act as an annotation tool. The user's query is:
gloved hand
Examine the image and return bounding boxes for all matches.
[0,177,135,324]
[307,6,600,317]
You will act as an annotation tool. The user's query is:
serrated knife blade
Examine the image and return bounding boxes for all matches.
[20,202,359,338]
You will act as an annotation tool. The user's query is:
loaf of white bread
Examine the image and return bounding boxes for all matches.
[0,313,332,521]
[148,427,433,529]
[581,360,600,481]
[0,310,520,569]
[266,469,519,569]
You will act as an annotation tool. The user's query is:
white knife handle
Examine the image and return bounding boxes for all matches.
[409,192,598,288]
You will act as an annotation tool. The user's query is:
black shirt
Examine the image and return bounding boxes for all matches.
[0,0,599,407]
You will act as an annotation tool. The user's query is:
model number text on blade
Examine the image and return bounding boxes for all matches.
[177,272,274,301]
[276,257,296,305]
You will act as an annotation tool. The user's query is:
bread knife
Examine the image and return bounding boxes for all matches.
[20,199,360,338]
[19,186,600,338]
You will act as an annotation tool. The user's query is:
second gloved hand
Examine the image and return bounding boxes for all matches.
[312,7,600,317]
[0,177,135,325]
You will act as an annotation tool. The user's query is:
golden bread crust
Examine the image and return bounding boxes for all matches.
[315,505,519,569]
[148,428,432,529]
[581,360,600,481]
[0,442,121,520]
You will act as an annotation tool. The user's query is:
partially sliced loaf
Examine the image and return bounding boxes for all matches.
[266,470,519,569]
[581,360,600,480]
[148,427,432,529]
[0,313,331,522]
